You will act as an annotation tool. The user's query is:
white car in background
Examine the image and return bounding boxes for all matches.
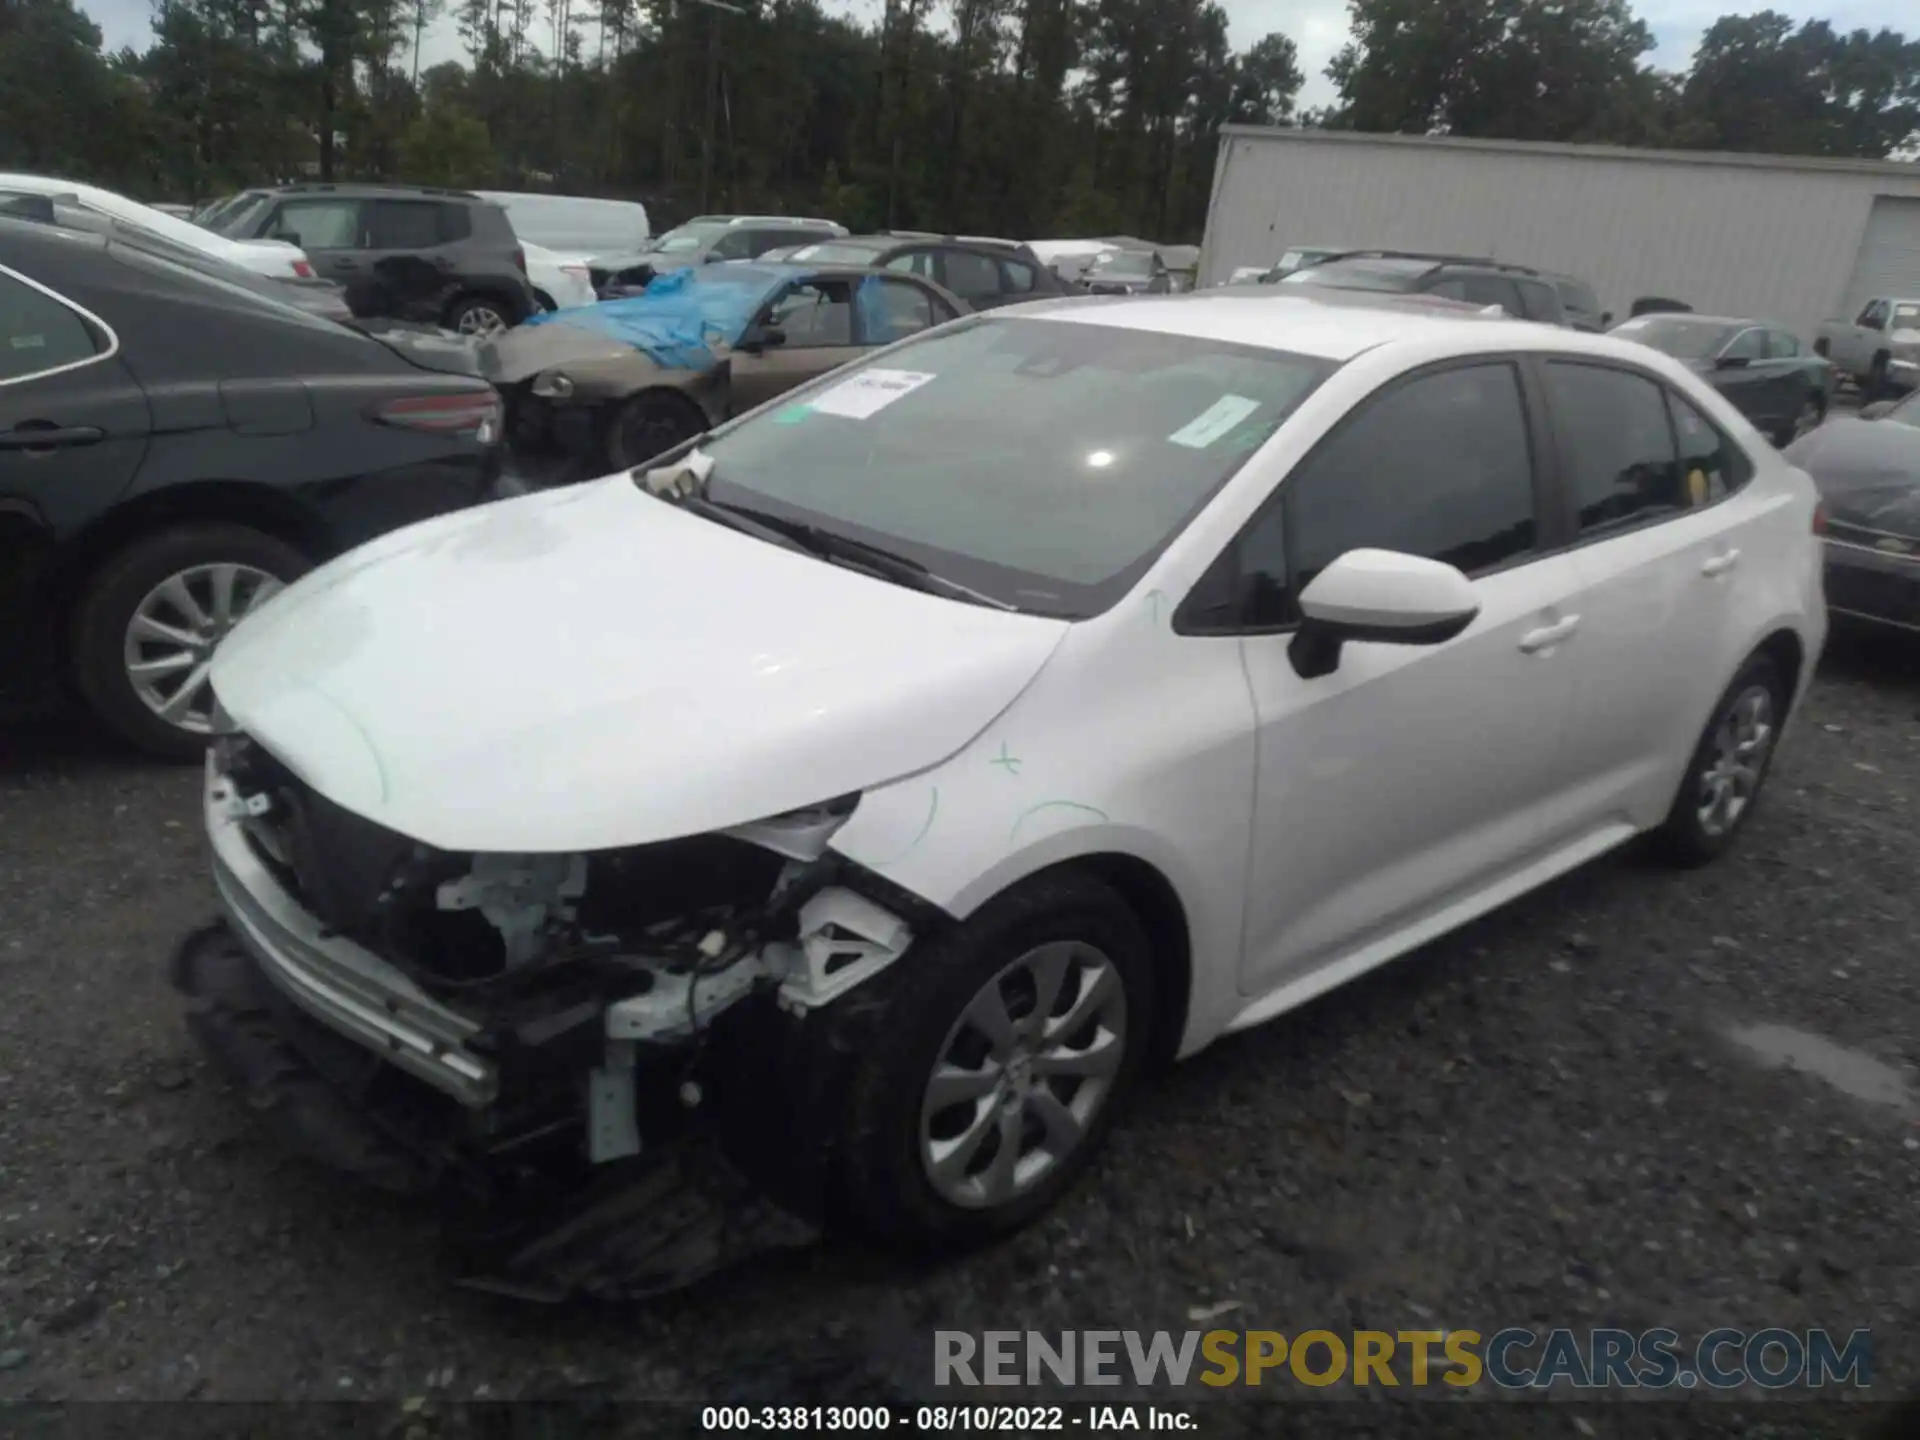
[181,287,1826,1289]
[522,240,596,313]
[0,174,319,284]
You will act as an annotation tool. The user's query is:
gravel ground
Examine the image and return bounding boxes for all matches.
[2,620,1918,1435]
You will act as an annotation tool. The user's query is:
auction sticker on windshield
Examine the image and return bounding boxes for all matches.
[1169,394,1261,449]
[808,368,937,420]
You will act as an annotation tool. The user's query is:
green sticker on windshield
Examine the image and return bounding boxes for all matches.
[772,403,813,425]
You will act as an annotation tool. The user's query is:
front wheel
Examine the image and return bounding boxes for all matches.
[70,523,311,762]
[604,391,706,471]
[832,872,1155,1251]
[1647,654,1785,868]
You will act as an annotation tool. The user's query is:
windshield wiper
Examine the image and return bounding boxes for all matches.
[636,449,1016,610]
[709,500,1017,611]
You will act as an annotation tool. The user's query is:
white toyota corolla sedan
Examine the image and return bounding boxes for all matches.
[178,285,1827,1287]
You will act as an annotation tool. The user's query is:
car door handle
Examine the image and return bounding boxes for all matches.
[1702,549,1742,577]
[1518,615,1580,653]
[0,424,105,452]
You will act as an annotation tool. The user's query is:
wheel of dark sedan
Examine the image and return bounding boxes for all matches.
[447,295,513,337]
[1648,654,1786,868]
[70,523,310,763]
[605,392,706,471]
[833,871,1155,1250]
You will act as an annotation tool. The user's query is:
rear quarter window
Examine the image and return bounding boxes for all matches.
[0,270,105,383]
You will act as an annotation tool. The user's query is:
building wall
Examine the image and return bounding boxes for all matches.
[1201,128,1920,339]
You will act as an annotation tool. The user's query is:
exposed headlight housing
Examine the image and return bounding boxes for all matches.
[531,371,575,399]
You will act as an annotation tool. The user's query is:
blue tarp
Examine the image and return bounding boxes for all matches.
[524,265,787,369]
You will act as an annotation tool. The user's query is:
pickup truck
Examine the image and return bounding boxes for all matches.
[1815,296,1920,399]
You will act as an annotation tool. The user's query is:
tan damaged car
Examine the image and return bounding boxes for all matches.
[487,260,969,479]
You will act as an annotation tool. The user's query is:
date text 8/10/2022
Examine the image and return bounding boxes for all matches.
[700,1404,1197,1431]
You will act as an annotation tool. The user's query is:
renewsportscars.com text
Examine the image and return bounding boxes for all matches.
[933,1327,1873,1391]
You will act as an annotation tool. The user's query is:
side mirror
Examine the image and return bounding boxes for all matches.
[1860,399,1896,420]
[1715,354,1750,370]
[743,324,787,353]
[1288,549,1481,680]
[1600,311,1613,327]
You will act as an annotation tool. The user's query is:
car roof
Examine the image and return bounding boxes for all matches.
[1617,313,1751,329]
[1012,287,1579,361]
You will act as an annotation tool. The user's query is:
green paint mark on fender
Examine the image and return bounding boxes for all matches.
[1008,799,1110,842]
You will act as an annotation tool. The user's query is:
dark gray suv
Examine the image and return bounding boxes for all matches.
[203,183,538,335]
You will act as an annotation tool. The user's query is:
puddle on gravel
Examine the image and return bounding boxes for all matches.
[1722,1022,1919,1116]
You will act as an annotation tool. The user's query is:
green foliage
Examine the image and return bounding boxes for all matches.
[397,103,495,185]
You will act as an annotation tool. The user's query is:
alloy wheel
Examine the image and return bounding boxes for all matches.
[919,940,1127,1210]
[455,305,508,336]
[123,563,283,732]
[1695,684,1775,838]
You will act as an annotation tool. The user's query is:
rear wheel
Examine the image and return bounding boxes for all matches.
[447,295,514,336]
[1647,654,1785,868]
[1867,353,1891,403]
[604,391,706,471]
[70,523,310,763]
[832,871,1155,1251]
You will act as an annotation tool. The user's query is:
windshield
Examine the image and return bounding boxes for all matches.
[1279,260,1414,293]
[205,192,278,238]
[645,222,728,254]
[689,315,1335,617]
[1614,317,1736,360]
[1090,251,1155,277]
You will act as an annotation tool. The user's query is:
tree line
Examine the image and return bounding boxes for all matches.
[1,0,1917,245]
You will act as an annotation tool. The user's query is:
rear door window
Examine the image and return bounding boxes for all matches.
[939,249,1004,305]
[1667,392,1753,502]
[366,200,447,251]
[1721,328,1765,362]
[1764,330,1801,359]
[884,249,938,280]
[1543,361,1685,534]
[0,270,104,383]
[708,228,760,262]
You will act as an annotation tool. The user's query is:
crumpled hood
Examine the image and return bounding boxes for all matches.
[481,322,650,385]
[209,477,1070,854]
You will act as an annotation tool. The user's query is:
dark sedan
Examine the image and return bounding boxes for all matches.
[1609,313,1834,447]
[0,215,508,760]
[1785,390,1920,636]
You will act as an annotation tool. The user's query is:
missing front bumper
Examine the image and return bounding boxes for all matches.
[172,919,821,1300]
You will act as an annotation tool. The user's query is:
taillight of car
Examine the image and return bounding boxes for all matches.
[374,393,502,445]
[291,259,315,279]
[1812,501,1828,536]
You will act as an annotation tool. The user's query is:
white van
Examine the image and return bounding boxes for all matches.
[476,191,651,256]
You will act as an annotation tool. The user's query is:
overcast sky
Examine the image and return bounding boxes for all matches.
[79,0,1894,111]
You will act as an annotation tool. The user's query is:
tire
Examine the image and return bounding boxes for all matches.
[70,523,311,763]
[532,289,556,313]
[1867,354,1890,404]
[1647,654,1786,868]
[832,870,1156,1251]
[446,294,515,336]
[604,391,706,471]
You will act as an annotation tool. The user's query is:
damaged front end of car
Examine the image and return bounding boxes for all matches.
[173,727,932,1301]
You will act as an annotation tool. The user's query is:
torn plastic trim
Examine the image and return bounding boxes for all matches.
[205,756,497,1107]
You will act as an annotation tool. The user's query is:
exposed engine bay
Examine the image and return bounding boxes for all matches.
[177,730,926,1299]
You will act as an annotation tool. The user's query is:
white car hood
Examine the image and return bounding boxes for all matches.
[226,236,309,278]
[210,476,1070,854]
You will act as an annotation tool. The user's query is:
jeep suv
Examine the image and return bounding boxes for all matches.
[1277,250,1571,326]
[589,215,848,297]
[202,183,537,335]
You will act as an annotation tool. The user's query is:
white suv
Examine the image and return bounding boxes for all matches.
[178,285,1826,1293]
